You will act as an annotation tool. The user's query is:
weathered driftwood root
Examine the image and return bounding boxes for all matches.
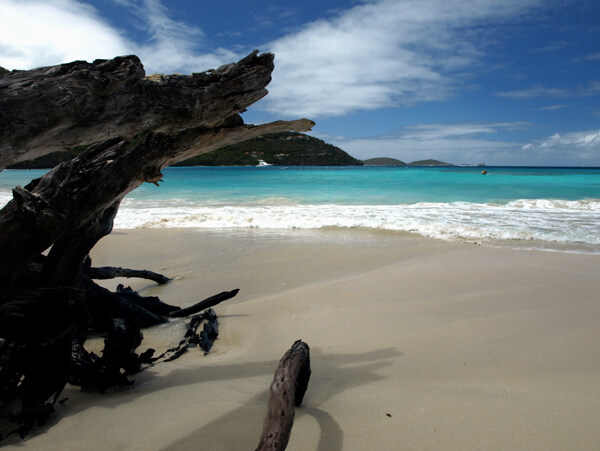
[0,287,88,441]
[256,340,311,451]
[82,279,168,330]
[0,287,235,442]
[70,306,223,392]
[150,308,220,364]
[70,318,155,393]
[169,289,240,318]
[0,50,293,169]
[87,266,172,284]
[115,284,180,316]
[0,50,314,443]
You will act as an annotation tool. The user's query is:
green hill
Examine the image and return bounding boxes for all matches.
[408,159,453,166]
[8,132,362,169]
[174,132,362,166]
[363,157,407,166]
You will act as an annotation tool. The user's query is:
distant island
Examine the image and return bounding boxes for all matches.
[363,157,452,167]
[173,132,362,166]
[408,159,453,166]
[363,157,406,166]
[8,132,363,168]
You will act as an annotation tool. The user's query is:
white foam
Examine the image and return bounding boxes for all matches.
[2,186,597,251]
[0,191,12,207]
[113,198,600,247]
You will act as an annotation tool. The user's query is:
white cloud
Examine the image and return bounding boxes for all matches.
[573,52,600,62]
[496,85,568,99]
[0,0,128,70]
[0,0,237,74]
[497,81,600,99]
[262,0,542,117]
[521,130,600,162]
[114,0,238,74]
[399,123,529,140]
[315,123,600,165]
[537,104,569,111]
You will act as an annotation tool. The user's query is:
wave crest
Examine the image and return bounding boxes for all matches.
[113,199,600,247]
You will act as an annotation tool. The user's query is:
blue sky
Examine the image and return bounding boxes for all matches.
[1,0,599,165]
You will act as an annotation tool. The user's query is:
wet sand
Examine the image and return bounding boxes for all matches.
[11,228,600,450]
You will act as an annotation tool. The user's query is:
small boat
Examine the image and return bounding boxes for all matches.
[257,160,272,167]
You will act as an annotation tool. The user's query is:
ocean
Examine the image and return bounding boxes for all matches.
[1,166,599,253]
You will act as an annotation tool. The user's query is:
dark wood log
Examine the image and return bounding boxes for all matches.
[82,279,168,331]
[70,318,155,393]
[0,287,88,345]
[169,289,239,318]
[185,308,219,355]
[88,266,171,284]
[0,51,281,169]
[256,340,311,451]
[41,202,120,286]
[0,287,88,440]
[151,308,220,364]
[114,284,179,316]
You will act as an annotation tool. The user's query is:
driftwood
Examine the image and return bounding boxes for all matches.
[256,340,311,451]
[115,284,180,317]
[87,266,171,284]
[169,289,240,318]
[0,50,313,441]
[0,51,288,169]
[152,308,220,364]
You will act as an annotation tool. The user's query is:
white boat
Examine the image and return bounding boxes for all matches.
[257,159,272,166]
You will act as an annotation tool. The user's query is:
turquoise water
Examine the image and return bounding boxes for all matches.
[128,166,600,205]
[2,166,599,252]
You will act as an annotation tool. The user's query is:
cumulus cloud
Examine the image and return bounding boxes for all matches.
[0,0,128,70]
[522,130,600,162]
[262,0,543,117]
[0,0,554,116]
[0,0,237,74]
[114,0,238,74]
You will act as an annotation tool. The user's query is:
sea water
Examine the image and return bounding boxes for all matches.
[1,166,599,253]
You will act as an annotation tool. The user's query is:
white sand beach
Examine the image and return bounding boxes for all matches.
[10,228,600,450]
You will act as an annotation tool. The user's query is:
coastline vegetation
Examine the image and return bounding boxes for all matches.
[8,132,363,168]
[173,132,362,166]
[363,157,452,166]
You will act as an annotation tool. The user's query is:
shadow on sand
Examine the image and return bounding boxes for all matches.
[23,346,401,450]
[164,346,402,450]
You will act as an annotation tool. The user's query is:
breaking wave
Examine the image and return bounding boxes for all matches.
[114,198,600,250]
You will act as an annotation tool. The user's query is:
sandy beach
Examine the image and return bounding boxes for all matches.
[10,228,600,450]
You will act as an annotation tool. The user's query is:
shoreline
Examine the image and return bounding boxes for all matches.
[12,228,600,450]
[3,166,600,255]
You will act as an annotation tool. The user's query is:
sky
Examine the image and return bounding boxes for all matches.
[1,0,599,166]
